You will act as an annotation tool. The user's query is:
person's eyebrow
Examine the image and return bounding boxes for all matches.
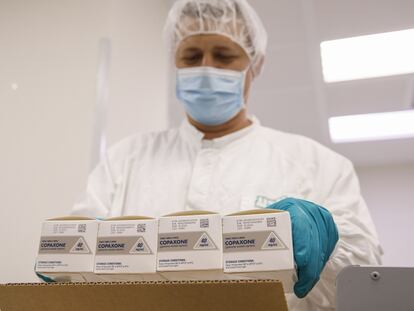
[213,45,239,54]
[213,45,233,51]
[182,47,201,53]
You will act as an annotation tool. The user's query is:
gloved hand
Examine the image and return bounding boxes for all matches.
[267,198,338,298]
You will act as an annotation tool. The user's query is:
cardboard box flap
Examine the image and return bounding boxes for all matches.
[46,216,95,221]
[0,279,288,311]
[227,208,285,216]
[163,210,217,217]
[103,215,155,221]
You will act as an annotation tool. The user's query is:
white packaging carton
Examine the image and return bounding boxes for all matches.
[35,217,98,273]
[157,211,222,271]
[222,209,295,274]
[94,216,158,274]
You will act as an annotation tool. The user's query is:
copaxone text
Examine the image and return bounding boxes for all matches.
[98,242,125,249]
[41,242,66,248]
[159,239,188,246]
[224,239,255,246]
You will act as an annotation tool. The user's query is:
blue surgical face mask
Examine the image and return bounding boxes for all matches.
[176,66,247,126]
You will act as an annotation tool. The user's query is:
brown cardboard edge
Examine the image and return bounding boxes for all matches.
[226,208,285,216]
[46,216,95,221]
[103,216,155,221]
[163,210,218,217]
[4,279,282,286]
[1,278,288,311]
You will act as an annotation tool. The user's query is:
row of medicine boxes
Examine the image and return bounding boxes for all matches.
[35,209,294,274]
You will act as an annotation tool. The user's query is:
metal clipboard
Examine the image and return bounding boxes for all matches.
[336,265,414,311]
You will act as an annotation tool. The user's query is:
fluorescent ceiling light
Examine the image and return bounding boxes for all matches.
[321,28,414,82]
[329,110,414,143]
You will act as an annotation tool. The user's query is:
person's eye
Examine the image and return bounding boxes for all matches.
[215,54,238,63]
[182,54,202,64]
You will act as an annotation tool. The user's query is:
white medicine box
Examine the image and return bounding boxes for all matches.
[157,211,222,271]
[94,216,158,274]
[222,209,295,273]
[35,217,98,273]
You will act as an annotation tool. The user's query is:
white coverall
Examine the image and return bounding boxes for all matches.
[73,116,382,310]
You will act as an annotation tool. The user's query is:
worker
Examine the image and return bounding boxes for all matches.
[72,0,382,309]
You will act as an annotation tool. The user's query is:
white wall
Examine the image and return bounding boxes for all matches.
[356,164,414,267]
[0,0,169,283]
[106,0,169,145]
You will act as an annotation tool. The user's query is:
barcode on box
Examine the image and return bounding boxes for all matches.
[78,224,86,233]
[137,224,146,232]
[200,218,209,228]
[267,217,276,227]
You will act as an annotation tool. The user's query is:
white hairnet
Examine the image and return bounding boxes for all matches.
[164,0,268,76]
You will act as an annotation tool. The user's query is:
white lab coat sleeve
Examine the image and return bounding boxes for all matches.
[71,136,133,218]
[304,153,382,309]
[71,155,115,218]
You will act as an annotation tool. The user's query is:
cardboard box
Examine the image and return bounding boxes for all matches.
[35,216,98,273]
[94,216,158,274]
[157,211,222,271]
[0,279,288,311]
[35,268,295,293]
[222,209,295,275]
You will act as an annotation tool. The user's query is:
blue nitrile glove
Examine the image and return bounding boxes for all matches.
[267,198,338,298]
[34,265,56,283]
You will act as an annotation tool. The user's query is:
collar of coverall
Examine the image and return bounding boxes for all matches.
[179,115,261,149]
